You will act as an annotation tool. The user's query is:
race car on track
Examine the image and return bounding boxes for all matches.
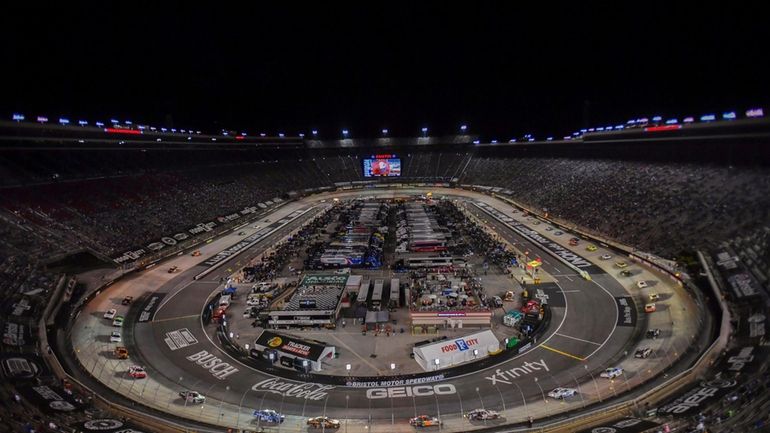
[545,226,553,231]
[600,254,612,260]
[648,293,659,302]
[128,365,146,379]
[635,347,653,358]
[586,244,597,252]
[547,387,577,399]
[121,296,133,305]
[409,415,441,427]
[644,303,657,313]
[307,416,341,429]
[168,266,179,273]
[465,409,500,420]
[179,391,205,404]
[600,367,624,379]
[114,346,129,359]
[253,409,285,423]
[646,328,661,339]
[636,280,648,289]
[615,261,628,268]
[112,316,124,327]
[620,269,633,277]
[103,309,117,319]
[109,331,122,343]
[554,230,563,235]
[191,250,201,256]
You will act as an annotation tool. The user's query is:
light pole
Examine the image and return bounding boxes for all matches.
[566,370,586,408]
[534,377,548,416]
[512,381,529,420]
[434,358,440,371]
[218,385,230,423]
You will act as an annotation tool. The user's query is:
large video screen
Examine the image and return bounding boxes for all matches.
[363,156,401,177]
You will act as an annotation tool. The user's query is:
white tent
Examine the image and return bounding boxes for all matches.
[412,330,500,371]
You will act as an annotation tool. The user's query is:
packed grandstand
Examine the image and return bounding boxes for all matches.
[1,117,769,433]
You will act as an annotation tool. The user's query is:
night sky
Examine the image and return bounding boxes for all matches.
[3,4,769,140]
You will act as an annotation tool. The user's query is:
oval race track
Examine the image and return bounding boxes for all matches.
[69,188,700,432]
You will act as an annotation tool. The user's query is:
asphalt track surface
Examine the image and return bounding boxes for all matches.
[73,190,681,431]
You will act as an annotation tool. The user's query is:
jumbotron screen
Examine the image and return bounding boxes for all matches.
[363,155,401,177]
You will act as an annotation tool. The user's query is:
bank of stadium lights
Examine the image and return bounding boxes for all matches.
[311,130,318,136]
[683,117,695,123]
[78,120,88,126]
[472,140,480,144]
[722,111,737,120]
[460,124,468,132]
[700,114,716,122]
[651,115,662,123]
[160,127,167,132]
[665,119,678,125]
[278,133,285,137]
[342,129,349,137]
[421,127,428,136]
[260,133,266,137]
[491,140,498,144]
[95,122,105,128]
[110,119,119,124]
[746,108,764,118]
[509,139,517,143]
[299,133,305,138]
[12,113,24,121]
[37,116,48,123]
[546,137,553,141]
[381,128,388,136]
[59,118,70,125]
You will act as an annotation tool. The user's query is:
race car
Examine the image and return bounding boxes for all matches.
[114,346,129,359]
[554,230,564,235]
[168,266,179,273]
[636,280,648,289]
[644,303,657,313]
[112,316,124,327]
[253,409,285,423]
[465,408,500,420]
[191,250,201,256]
[635,347,653,358]
[547,387,577,399]
[121,296,133,305]
[104,309,117,320]
[620,269,633,277]
[586,244,597,252]
[179,390,205,404]
[109,331,122,343]
[648,293,659,302]
[128,365,146,379]
[600,254,612,260]
[615,261,628,268]
[307,416,341,429]
[646,328,661,339]
[544,226,553,231]
[409,415,441,427]
[600,367,624,379]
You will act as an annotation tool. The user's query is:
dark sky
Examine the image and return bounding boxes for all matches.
[2,4,769,140]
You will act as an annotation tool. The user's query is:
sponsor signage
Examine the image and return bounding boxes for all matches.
[440,338,479,353]
[484,359,550,385]
[0,354,46,381]
[657,377,738,417]
[256,330,327,361]
[164,328,198,351]
[473,202,596,270]
[576,417,659,433]
[9,298,33,317]
[202,209,309,268]
[18,385,82,414]
[78,419,148,433]
[3,322,28,346]
[111,204,278,264]
[366,383,456,399]
[615,297,636,327]
[185,350,239,380]
[251,378,334,401]
[346,374,447,388]
[138,293,166,322]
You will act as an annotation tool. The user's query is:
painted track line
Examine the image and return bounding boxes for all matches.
[540,344,586,362]
[554,332,602,346]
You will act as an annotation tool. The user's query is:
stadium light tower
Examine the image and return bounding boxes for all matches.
[382,128,388,136]
[421,127,428,137]
[12,113,24,122]
[460,124,468,132]
[342,129,349,137]
[312,129,318,136]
